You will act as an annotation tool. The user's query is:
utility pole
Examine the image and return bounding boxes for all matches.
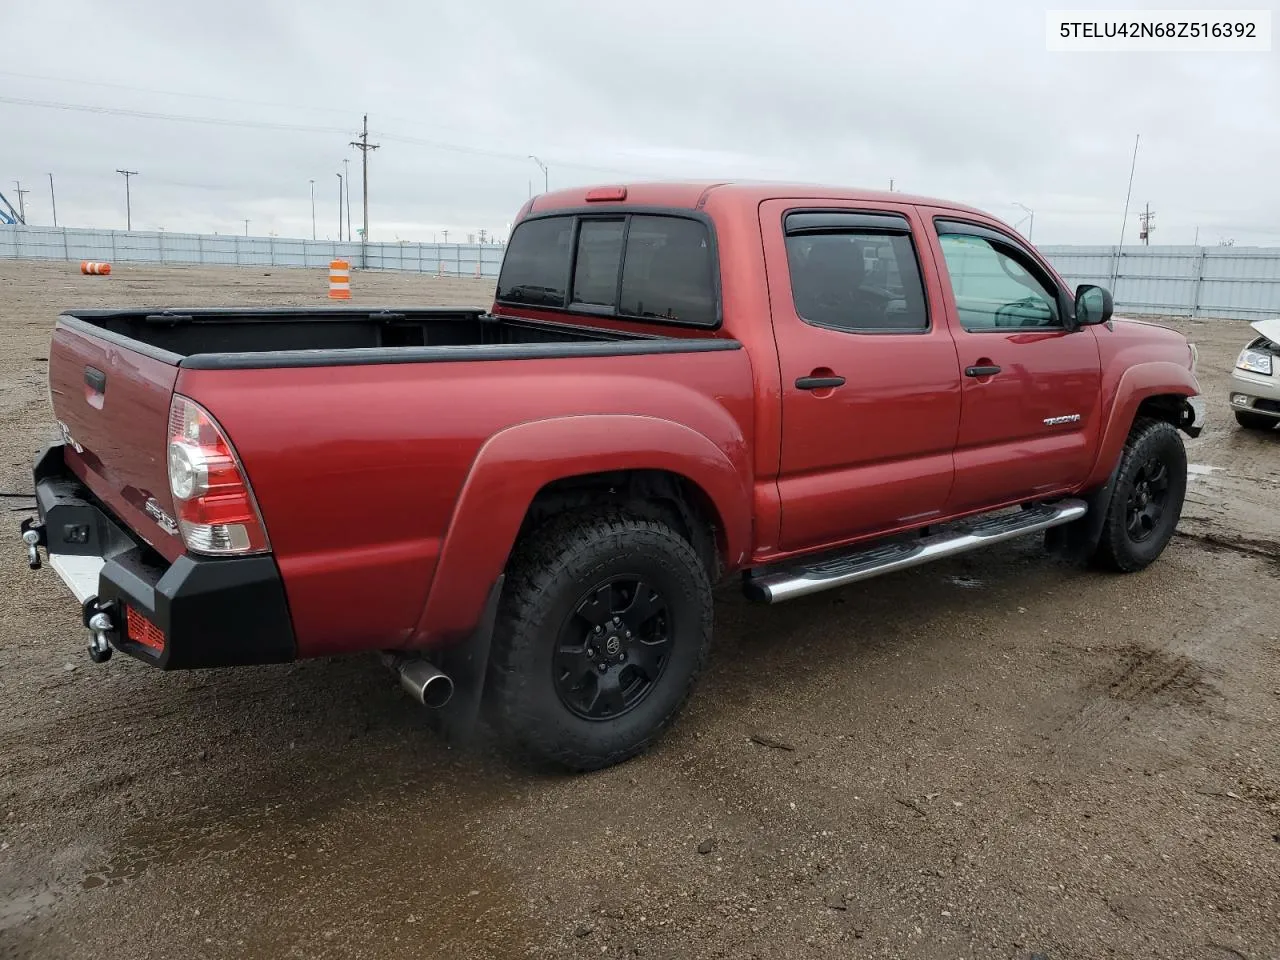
[336,173,343,241]
[47,174,57,227]
[243,219,251,237]
[1138,203,1155,246]
[889,178,895,192]
[529,156,548,193]
[115,169,138,230]
[349,114,379,242]
[442,229,449,245]
[309,179,316,241]
[13,181,29,222]
[343,157,352,242]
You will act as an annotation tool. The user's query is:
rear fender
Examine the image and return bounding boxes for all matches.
[410,415,752,646]
[1082,360,1199,490]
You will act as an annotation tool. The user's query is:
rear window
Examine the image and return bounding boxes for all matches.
[496,213,717,327]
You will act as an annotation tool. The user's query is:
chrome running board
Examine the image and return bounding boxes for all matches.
[745,499,1088,603]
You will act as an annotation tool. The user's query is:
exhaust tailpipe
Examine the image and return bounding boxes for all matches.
[394,657,454,709]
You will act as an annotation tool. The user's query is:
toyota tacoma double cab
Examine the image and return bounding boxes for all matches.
[20,181,1205,771]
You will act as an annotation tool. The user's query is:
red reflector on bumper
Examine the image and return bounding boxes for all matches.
[126,607,165,653]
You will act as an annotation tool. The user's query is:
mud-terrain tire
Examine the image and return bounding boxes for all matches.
[487,510,713,772]
[1090,418,1188,573]
[1234,410,1276,431]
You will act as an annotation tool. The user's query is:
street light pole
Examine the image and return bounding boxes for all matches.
[528,155,548,193]
[309,179,316,241]
[343,157,352,243]
[336,173,344,241]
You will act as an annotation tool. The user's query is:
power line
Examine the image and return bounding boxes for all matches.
[0,95,348,135]
[0,69,614,161]
[0,69,357,119]
[0,92,652,180]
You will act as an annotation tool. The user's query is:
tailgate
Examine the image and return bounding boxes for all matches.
[48,318,186,561]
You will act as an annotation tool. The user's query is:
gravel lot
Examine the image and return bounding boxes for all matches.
[1,261,1277,960]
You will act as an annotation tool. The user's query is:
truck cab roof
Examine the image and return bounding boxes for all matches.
[526,180,995,222]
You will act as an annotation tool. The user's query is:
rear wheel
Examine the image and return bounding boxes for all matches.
[1090,419,1188,572]
[487,510,712,771]
[1235,410,1276,431]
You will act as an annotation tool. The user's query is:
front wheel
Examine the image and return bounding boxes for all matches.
[487,510,713,771]
[1090,419,1188,573]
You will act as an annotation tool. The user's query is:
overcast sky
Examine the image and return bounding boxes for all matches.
[2,0,1276,244]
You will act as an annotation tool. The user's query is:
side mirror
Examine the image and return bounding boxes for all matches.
[1074,284,1113,326]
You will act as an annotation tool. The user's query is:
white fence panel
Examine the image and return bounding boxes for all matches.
[4,226,1279,318]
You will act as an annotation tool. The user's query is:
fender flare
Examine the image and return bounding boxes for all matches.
[1082,360,1199,490]
[411,414,753,644]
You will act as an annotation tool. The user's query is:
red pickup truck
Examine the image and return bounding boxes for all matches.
[21,181,1205,771]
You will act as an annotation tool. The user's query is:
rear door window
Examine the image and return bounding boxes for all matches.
[783,212,929,332]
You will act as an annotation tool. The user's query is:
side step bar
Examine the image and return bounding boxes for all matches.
[745,499,1088,603]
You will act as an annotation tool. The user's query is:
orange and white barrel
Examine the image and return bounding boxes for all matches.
[328,259,350,300]
[80,261,112,275]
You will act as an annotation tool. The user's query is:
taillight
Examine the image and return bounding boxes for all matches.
[166,395,270,555]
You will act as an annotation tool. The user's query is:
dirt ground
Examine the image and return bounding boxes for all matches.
[1,261,1277,960]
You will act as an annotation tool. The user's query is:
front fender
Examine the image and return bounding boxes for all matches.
[1083,360,1200,489]
[409,414,753,646]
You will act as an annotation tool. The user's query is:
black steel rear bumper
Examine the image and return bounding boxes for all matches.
[21,443,296,669]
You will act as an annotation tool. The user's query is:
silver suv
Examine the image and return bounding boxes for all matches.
[1230,319,1280,431]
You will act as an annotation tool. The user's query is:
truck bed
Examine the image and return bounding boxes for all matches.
[60,306,725,370]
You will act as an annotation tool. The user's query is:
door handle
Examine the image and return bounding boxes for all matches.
[964,364,1001,378]
[84,366,107,393]
[795,375,846,390]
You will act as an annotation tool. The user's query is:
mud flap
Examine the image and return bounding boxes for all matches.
[431,575,505,747]
[1046,464,1119,564]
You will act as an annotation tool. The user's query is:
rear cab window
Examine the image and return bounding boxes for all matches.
[497,211,719,328]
